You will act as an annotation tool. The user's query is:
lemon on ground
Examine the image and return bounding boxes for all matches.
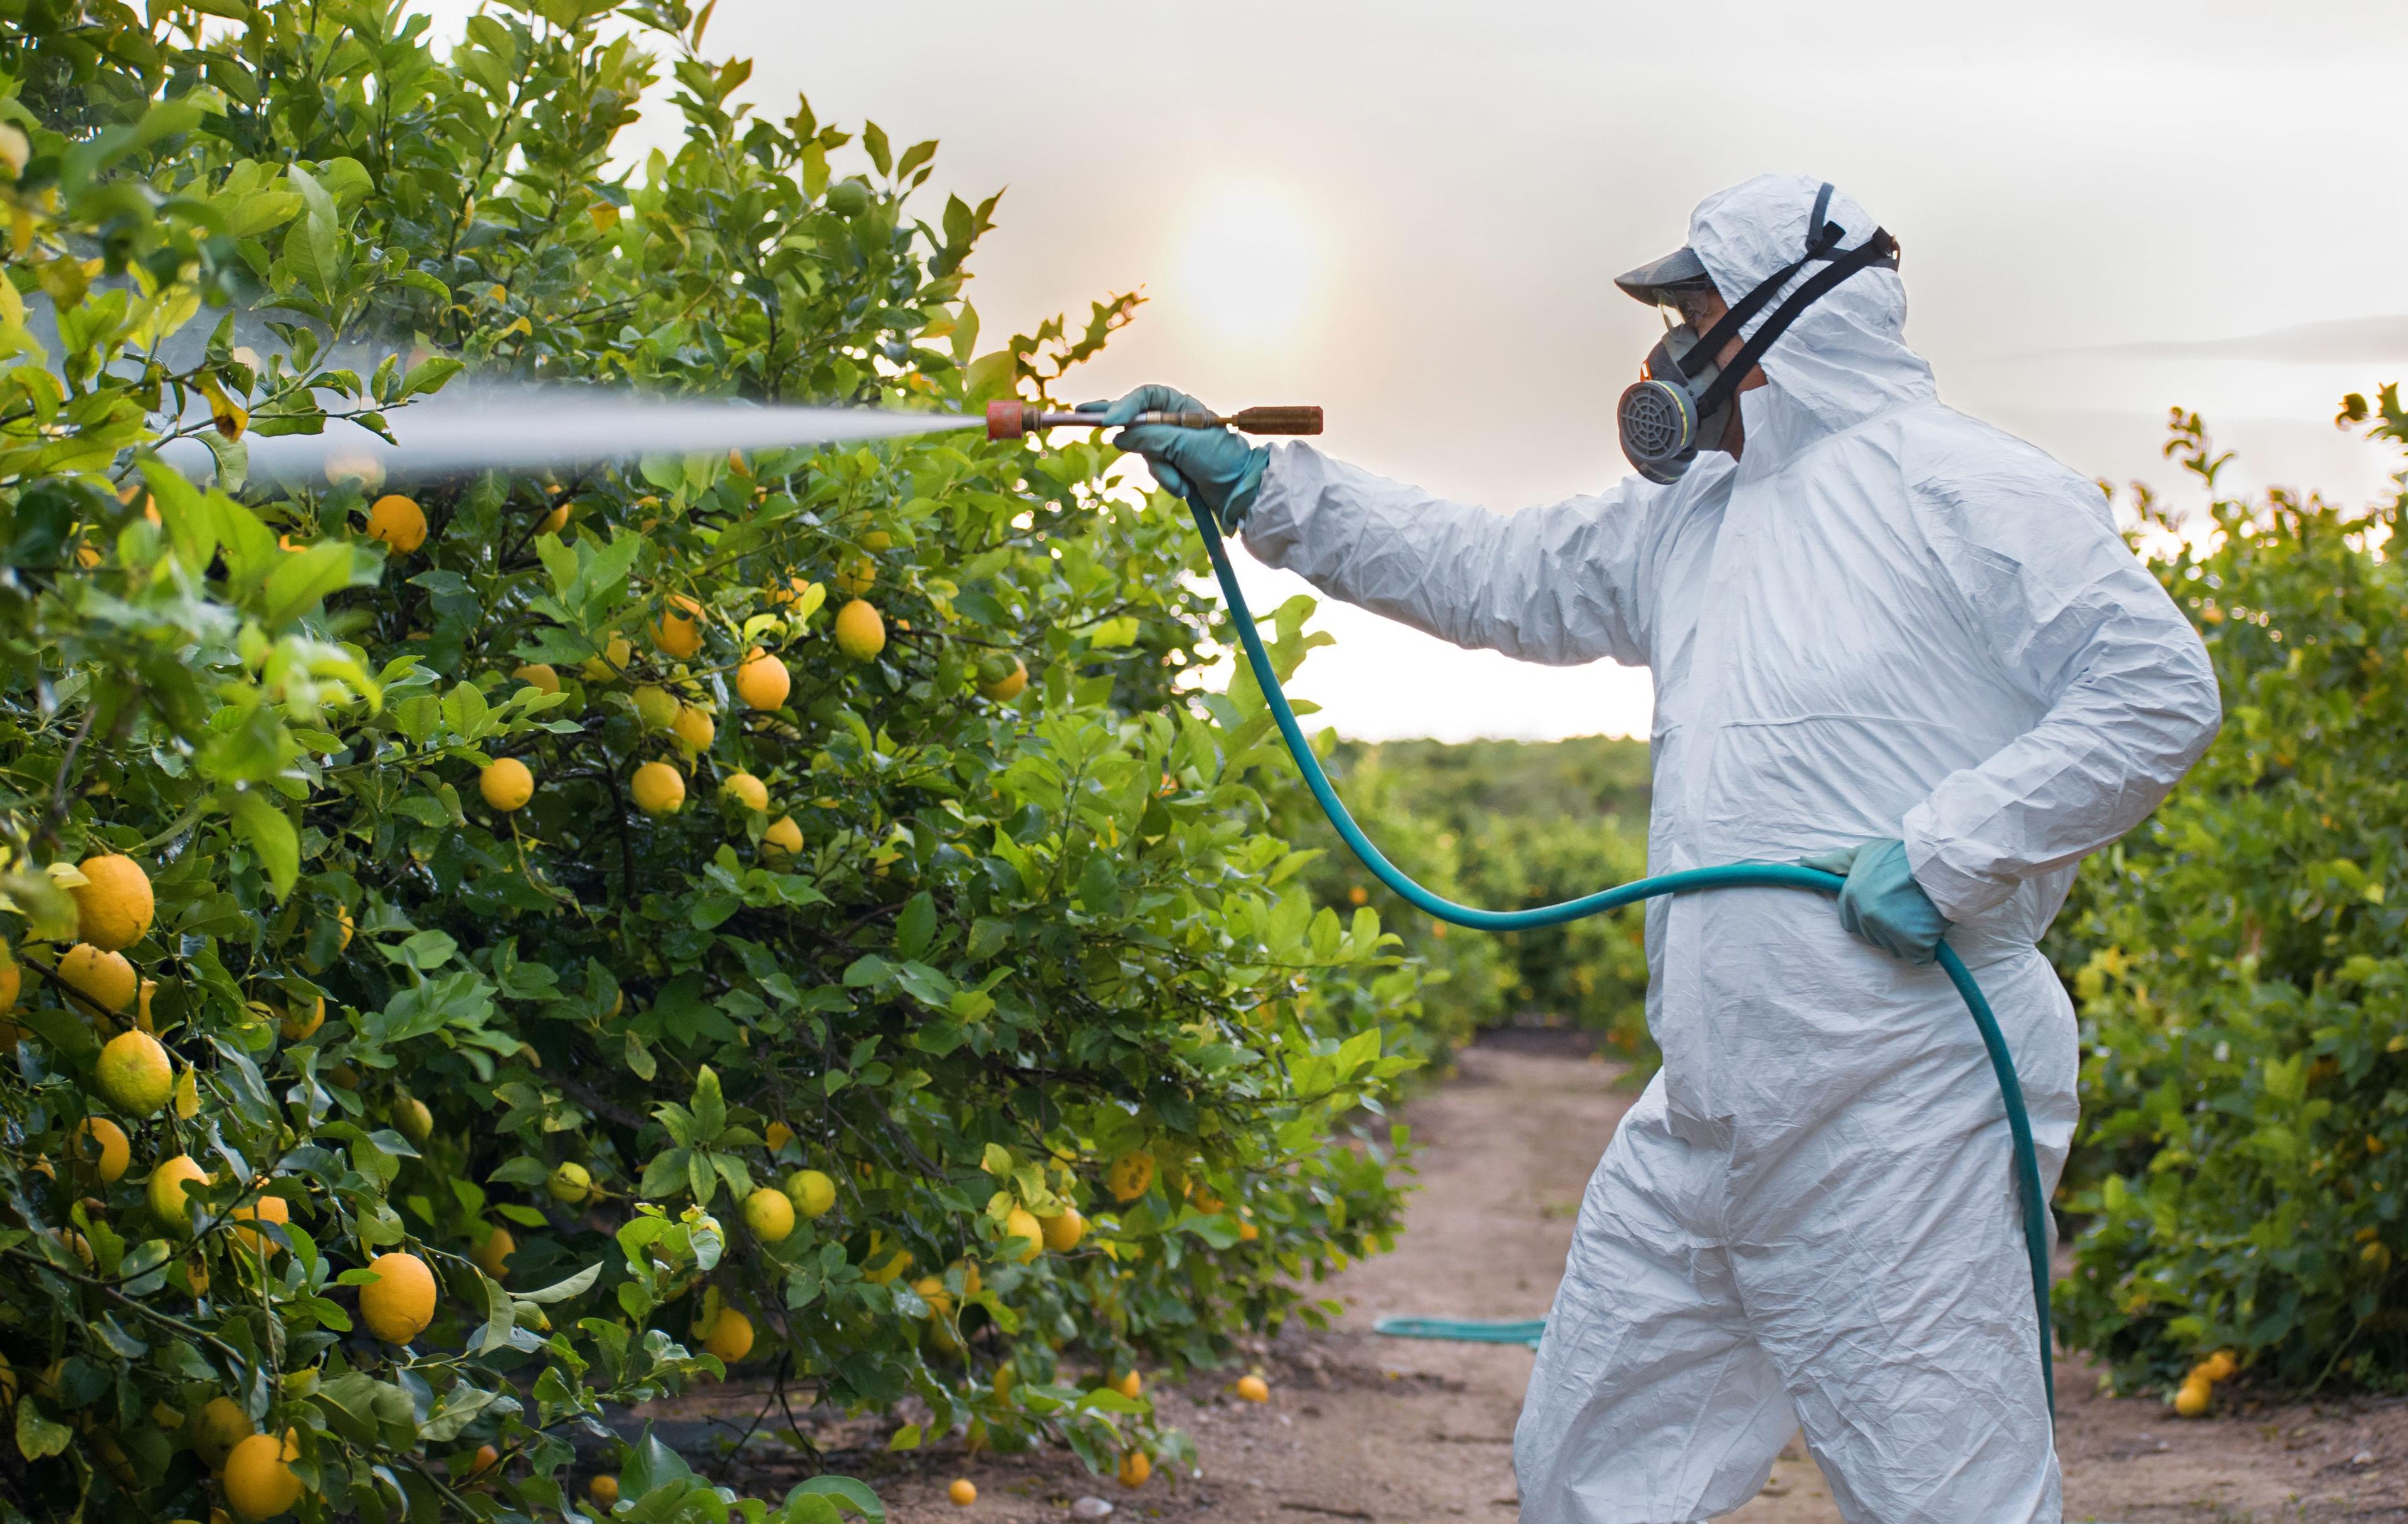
[365,494,428,554]
[2199,1350,2237,1383]
[702,1305,754,1363]
[948,1479,977,1507]
[480,757,534,812]
[187,1395,254,1468]
[547,1161,593,1204]
[359,1251,437,1343]
[977,656,1028,702]
[73,1116,130,1182]
[832,599,885,661]
[736,649,791,709]
[393,1096,433,1146]
[743,1185,795,1242]
[761,815,804,858]
[631,761,685,814]
[60,942,137,1014]
[1107,1150,1155,1202]
[1002,1207,1043,1264]
[581,634,633,682]
[1235,1373,1270,1403]
[2173,1375,2211,1417]
[833,556,876,596]
[512,662,561,694]
[278,996,325,1042]
[231,1193,290,1256]
[763,1119,795,1152]
[97,1029,174,1115]
[71,854,154,950]
[1110,1368,1141,1400]
[653,595,705,659]
[1116,1450,1151,1490]
[475,1225,515,1279]
[589,1474,620,1507]
[672,705,716,752]
[150,1153,209,1228]
[785,1168,836,1219]
[1039,1207,1086,1252]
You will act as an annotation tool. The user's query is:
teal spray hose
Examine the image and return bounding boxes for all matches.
[1184,500,2056,1414]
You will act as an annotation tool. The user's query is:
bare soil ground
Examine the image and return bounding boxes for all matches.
[638,1031,2408,1523]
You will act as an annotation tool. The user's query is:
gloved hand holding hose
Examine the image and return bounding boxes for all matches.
[1082,385,1269,533]
[1799,837,1954,965]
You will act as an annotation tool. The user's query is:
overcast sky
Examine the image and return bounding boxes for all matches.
[434,1,2408,740]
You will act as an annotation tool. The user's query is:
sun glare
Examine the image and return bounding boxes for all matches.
[1176,185,1321,348]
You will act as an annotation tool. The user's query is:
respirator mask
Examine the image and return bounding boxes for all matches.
[1614,184,1900,484]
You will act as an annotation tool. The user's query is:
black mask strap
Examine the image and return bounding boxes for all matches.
[1688,228,1898,421]
[1672,182,1856,383]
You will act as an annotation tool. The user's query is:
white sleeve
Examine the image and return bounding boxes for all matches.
[1237,442,1654,668]
[1901,466,2222,921]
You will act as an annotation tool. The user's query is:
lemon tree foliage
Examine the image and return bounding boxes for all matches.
[2051,399,2408,1395]
[0,3,1418,1518]
[1277,738,1652,1062]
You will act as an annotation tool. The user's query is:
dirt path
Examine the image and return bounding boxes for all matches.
[789,1033,2408,1522]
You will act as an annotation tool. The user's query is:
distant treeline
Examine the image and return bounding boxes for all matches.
[1275,735,1657,1063]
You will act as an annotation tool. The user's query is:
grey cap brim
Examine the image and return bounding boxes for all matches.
[1613,245,1713,304]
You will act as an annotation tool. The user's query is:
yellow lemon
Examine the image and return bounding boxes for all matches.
[702,1305,754,1363]
[1003,1207,1043,1264]
[96,1029,174,1115]
[230,1193,290,1256]
[833,599,885,661]
[1110,1368,1141,1400]
[539,502,571,534]
[512,662,560,694]
[72,1116,130,1182]
[1116,1451,1151,1490]
[763,1119,795,1151]
[631,684,680,730]
[393,1096,433,1146]
[948,1479,977,1506]
[278,996,325,1042]
[736,649,791,710]
[912,1273,954,1318]
[589,1475,620,1507]
[71,854,154,950]
[335,904,354,952]
[631,761,685,815]
[365,494,427,554]
[743,1186,795,1242]
[186,1395,254,1468]
[653,595,705,659]
[1107,1150,1155,1202]
[2173,1375,2211,1417]
[480,758,534,812]
[475,1225,515,1279]
[863,1244,912,1284]
[833,556,876,597]
[359,1251,437,1343]
[2200,1350,2237,1383]
[547,1161,593,1204]
[1235,1373,1270,1403]
[0,941,18,1013]
[1039,1208,1085,1252]
[223,1431,304,1518]
[722,772,769,812]
[60,942,137,1014]
[671,705,715,752]
[978,657,1028,702]
[762,815,804,858]
[150,1153,209,1229]
[785,1168,836,1219]
[581,634,633,682]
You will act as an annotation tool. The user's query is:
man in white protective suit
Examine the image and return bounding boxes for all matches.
[1094,174,2223,1523]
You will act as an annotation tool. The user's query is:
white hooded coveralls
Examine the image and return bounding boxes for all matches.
[1235,176,2222,1523]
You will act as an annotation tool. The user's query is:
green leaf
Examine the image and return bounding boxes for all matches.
[224,787,299,896]
[15,1398,71,1460]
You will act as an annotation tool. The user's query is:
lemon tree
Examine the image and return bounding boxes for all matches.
[0,2,1419,1518]
[2051,401,2408,1395]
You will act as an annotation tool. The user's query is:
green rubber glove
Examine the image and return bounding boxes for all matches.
[1081,385,1267,534]
[1799,838,1953,966]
